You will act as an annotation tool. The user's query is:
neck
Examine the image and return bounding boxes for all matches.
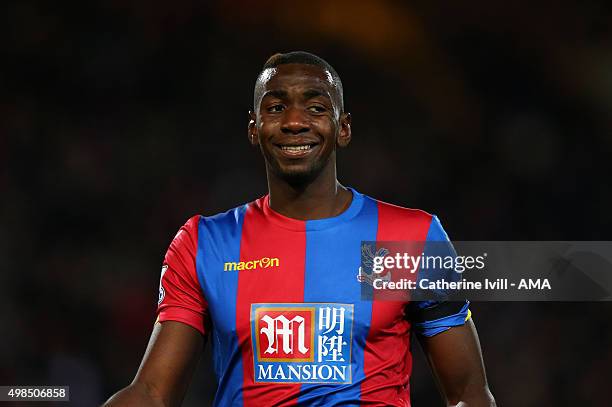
[266,160,352,220]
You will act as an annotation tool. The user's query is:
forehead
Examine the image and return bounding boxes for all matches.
[260,64,335,95]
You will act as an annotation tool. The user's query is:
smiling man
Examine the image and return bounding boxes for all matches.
[104,52,496,407]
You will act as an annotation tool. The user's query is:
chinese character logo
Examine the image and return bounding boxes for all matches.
[317,306,347,362]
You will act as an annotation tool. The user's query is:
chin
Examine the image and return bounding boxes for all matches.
[275,164,321,186]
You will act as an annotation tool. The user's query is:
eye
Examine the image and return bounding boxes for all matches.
[267,104,285,113]
[307,105,326,113]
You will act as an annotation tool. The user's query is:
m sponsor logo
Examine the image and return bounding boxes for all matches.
[256,307,314,362]
[251,303,354,384]
[224,257,279,272]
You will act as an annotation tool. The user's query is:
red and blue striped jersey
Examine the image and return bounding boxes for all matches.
[157,188,469,406]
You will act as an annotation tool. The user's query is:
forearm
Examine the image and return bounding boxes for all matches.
[102,322,203,407]
[103,382,167,407]
[448,384,496,407]
[420,319,496,407]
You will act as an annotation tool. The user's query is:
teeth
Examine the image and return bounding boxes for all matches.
[281,145,312,151]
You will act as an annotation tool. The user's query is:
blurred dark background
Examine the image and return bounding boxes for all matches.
[2,1,612,406]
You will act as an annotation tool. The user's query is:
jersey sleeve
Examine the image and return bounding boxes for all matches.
[156,215,208,336]
[410,215,471,337]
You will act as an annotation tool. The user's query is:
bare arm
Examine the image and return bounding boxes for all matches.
[418,319,496,407]
[103,321,204,407]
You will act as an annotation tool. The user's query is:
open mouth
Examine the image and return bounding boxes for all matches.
[275,143,319,157]
[280,144,315,152]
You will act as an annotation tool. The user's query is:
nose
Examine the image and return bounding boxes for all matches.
[281,106,310,135]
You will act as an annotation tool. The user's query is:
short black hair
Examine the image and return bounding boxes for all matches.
[254,51,344,112]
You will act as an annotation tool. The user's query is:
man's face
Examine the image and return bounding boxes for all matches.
[249,64,350,185]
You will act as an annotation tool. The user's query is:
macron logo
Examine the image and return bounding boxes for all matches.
[224,257,280,272]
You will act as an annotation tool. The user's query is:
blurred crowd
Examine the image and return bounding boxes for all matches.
[2,1,611,405]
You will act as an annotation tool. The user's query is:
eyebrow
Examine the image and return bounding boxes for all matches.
[262,90,288,100]
[302,89,330,101]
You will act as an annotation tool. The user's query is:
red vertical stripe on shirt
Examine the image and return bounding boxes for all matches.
[361,201,432,406]
[235,198,306,406]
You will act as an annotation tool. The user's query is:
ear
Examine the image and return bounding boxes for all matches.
[337,112,352,148]
[248,110,258,146]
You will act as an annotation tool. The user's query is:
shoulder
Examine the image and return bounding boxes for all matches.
[366,195,434,227]
[362,194,435,239]
[182,196,263,234]
[362,194,444,240]
[167,215,200,249]
[371,197,434,223]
